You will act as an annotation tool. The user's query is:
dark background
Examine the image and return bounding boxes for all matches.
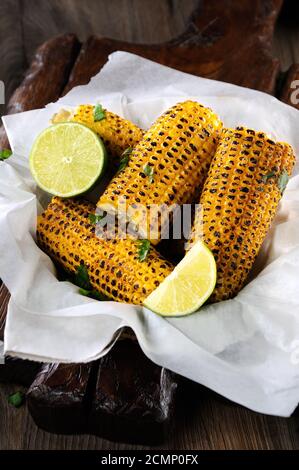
[0,0,298,118]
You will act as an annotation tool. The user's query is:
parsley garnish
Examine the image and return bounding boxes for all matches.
[143,163,154,183]
[137,239,151,261]
[118,147,132,173]
[75,264,106,300]
[258,168,290,194]
[8,391,24,408]
[93,104,106,122]
[278,169,289,193]
[75,264,91,291]
[79,287,107,301]
[89,213,105,224]
[262,171,276,182]
[0,149,12,161]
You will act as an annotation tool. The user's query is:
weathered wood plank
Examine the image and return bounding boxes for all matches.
[1,0,283,151]
[65,0,283,94]
[0,284,9,342]
[280,63,299,108]
[0,0,26,119]
[0,0,197,124]
[20,0,197,56]
[273,0,299,71]
[1,380,298,450]
[0,34,80,150]
[6,34,80,115]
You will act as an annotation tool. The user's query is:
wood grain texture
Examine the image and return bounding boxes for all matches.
[1,0,283,146]
[65,0,283,94]
[0,381,298,450]
[272,0,299,71]
[0,0,196,121]
[0,0,26,118]
[6,34,80,115]
[0,33,80,150]
[280,63,299,107]
[0,284,9,342]
[273,24,299,71]
[0,0,297,114]
[0,0,197,117]
[20,0,196,54]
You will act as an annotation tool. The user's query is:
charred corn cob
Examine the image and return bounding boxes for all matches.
[52,105,144,168]
[188,127,295,302]
[37,197,173,305]
[97,101,222,244]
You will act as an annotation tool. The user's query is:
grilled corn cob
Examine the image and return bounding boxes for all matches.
[187,127,295,302]
[37,197,173,305]
[52,105,144,168]
[97,101,222,244]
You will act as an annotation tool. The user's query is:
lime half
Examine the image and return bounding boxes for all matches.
[143,240,217,317]
[29,122,106,197]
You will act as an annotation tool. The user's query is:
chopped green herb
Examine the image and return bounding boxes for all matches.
[75,264,91,291]
[0,149,12,161]
[278,169,289,193]
[79,287,107,301]
[143,163,154,183]
[93,103,106,122]
[8,391,24,408]
[262,171,276,182]
[62,207,69,213]
[118,147,132,173]
[89,213,105,224]
[78,287,91,296]
[75,265,106,300]
[257,186,264,192]
[137,239,151,262]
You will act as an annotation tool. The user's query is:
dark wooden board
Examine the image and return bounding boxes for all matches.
[1,0,299,450]
[0,0,284,151]
[0,34,80,150]
[280,63,299,107]
[65,0,283,94]
[0,284,9,341]
[1,379,298,450]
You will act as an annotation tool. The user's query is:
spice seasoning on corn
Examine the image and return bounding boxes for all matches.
[37,197,173,305]
[52,105,144,168]
[187,127,295,302]
[97,100,223,244]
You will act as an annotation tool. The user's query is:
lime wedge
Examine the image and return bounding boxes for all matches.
[29,122,106,197]
[143,240,216,317]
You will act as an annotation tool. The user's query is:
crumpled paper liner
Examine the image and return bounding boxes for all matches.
[0,52,299,416]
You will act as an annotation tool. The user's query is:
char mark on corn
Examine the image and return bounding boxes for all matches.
[188,126,295,302]
[37,197,173,305]
[52,105,144,169]
[97,100,223,244]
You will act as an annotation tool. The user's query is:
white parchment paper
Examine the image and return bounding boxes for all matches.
[1,52,299,416]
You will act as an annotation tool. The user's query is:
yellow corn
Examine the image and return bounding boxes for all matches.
[52,105,144,168]
[37,197,173,305]
[97,101,222,244]
[188,127,295,302]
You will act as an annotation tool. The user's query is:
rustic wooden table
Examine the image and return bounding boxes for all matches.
[0,0,299,450]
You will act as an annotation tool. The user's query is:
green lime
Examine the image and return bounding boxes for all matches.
[29,122,106,197]
[143,240,217,317]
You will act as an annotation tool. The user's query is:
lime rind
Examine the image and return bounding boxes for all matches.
[143,240,217,317]
[29,122,107,197]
